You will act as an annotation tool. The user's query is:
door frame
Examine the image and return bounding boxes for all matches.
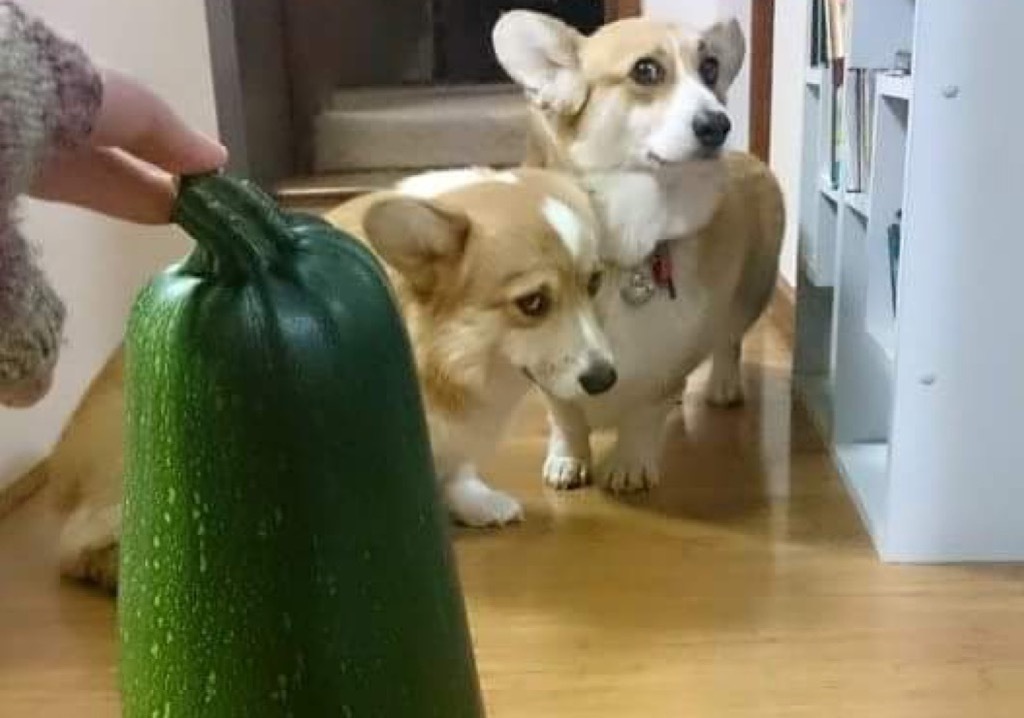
[749,0,775,161]
[606,0,641,20]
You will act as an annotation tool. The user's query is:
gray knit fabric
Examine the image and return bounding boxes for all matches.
[0,2,102,403]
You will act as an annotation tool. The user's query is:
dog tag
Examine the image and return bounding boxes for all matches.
[620,270,656,306]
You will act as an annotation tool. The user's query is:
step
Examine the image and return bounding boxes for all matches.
[274,170,413,213]
[314,84,529,173]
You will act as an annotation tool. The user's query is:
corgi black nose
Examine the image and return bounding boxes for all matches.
[693,110,732,149]
[579,362,618,395]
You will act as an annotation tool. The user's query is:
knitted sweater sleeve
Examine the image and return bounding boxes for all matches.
[0,1,102,208]
[0,1,103,402]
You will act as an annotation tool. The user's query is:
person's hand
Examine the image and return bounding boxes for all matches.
[29,68,228,224]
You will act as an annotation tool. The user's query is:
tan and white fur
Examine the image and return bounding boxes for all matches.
[49,167,615,591]
[493,12,785,492]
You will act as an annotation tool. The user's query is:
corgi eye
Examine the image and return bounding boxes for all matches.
[586,271,603,297]
[630,57,666,87]
[515,290,551,318]
[699,56,720,86]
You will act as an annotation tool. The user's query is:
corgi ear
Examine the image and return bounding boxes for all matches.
[702,18,746,91]
[363,197,470,295]
[493,10,588,116]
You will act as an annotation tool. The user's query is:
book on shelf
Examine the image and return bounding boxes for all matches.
[810,0,827,66]
[827,0,847,63]
[845,70,878,193]
[830,76,844,188]
[862,71,876,186]
[810,0,847,68]
[887,211,902,311]
[815,0,850,188]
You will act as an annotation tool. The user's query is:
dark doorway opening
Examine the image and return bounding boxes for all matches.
[436,1,606,84]
[206,0,643,186]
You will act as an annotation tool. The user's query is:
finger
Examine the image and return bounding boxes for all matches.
[30,147,178,224]
[91,68,228,174]
[0,370,55,409]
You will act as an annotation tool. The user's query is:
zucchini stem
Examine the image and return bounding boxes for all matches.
[172,173,297,279]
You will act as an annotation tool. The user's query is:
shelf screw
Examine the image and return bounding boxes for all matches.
[942,85,960,99]
[920,374,937,386]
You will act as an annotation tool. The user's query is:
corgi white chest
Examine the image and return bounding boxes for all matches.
[573,171,730,427]
[583,164,727,268]
[579,242,713,424]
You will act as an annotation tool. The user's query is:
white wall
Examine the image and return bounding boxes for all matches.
[769,0,810,287]
[645,0,720,28]
[0,0,219,490]
[644,0,752,152]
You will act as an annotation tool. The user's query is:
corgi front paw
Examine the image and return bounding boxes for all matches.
[452,489,525,528]
[542,455,590,491]
[706,371,745,407]
[61,543,119,593]
[58,504,121,593]
[597,448,660,494]
[706,346,745,407]
[445,470,524,528]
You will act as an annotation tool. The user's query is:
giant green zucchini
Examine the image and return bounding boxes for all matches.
[119,173,485,717]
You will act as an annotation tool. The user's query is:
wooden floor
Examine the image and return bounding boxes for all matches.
[2,318,1024,717]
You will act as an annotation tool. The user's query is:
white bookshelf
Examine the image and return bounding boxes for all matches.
[793,0,1024,562]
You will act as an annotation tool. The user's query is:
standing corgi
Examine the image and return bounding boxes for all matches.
[494,12,785,491]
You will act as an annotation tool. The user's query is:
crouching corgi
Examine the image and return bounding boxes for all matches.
[493,12,785,492]
[49,167,615,591]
